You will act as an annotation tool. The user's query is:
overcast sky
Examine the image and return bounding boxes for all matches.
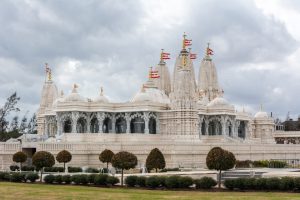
[0,0,300,121]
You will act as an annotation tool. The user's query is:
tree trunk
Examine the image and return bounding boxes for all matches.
[107,162,108,171]
[155,168,157,173]
[121,169,124,186]
[20,162,22,172]
[64,162,65,172]
[218,170,222,188]
[40,168,43,182]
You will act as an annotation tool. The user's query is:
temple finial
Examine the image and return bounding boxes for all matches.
[182,32,187,49]
[72,83,78,93]
[205,42,214,58]
[45,63,52,82]
[100,86,104,95]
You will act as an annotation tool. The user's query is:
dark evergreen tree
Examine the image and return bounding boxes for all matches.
[146,148,166,172]
[111,151,137,186]
[19,112,28,134]
[27,113,37,134]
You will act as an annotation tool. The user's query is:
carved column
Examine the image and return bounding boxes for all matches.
[56,114,61,135]
[86,114,91,133]
[97,112,104,133]
[156,114,160,134]
[221,116,226,136]
[125,113,130,134]
[111,114,116,133]
[45,117,48,137]
[71,112,79,133]
[144,112,149,134]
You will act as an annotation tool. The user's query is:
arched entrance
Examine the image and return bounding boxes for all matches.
[77,117,87,133]
[130,117,145,133]
[103,117,112,133]
[63,119,72,133]
[90,117,99,133]
[115,117,126,134]
[149,117,156,134]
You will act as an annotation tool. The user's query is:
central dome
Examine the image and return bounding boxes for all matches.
[207,97,229,107]
[64,84,87,102]
[131,87,170,104]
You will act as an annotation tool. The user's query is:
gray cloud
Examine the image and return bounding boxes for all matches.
[0,0,299,121]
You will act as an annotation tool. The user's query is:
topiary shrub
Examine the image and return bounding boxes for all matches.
[32,151,55,182]
[26,173,39,183]
[55,175,63,184]
[71,174,88,185]
[21,166,35,171]
[10,165,19,171]
[44,175,55,184]
[68,167,82,173]
[146,148,166,173]
[44,167,64,172]
[87,174,97,184]
[62,175,71,184]
[195,176,217,189]
[56,150,72,172]
[94,174,108,186]
[10,172,24,182]
[86,167,99,173]
[111,151,137,186]
[125,176,138,187]
[146,176,161,188]
[99,149,114,170]
[279,177,294,191]
[136,176,147,187]
[178,176,193,188]
[206,147,236,188]
[13,151,27,169]
[254,178,267,190]
[224,179,236,190]
[266,177,280,190]
[165,175,180,189]
[107,176,119,186]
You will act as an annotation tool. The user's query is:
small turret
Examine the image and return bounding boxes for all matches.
[153,49,171,95]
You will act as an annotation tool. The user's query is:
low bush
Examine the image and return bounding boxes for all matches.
[136,176,147,187]
[235,160,252,168]
[294,177,300,190]
[21,166,35,171]
[55,175,63,184]
[279,177,294,190]
[254,178,267,190]
[125,176,138,187]
[26,173,39,183]
[85,167,99,173]
[243,178,256,190]
[94,174,108,186]
[159,168,180,173]
[44,167,64,172]
[87,174,97,184]
[71,174,88,185]
[224,179,235,190]
[107,176,119,186]
[157,176,167,187]
[10,173,25,182]
[68,167,82,173]
[269,160,287,168]
[146,176,160,188]
[0,172,10,181]
[178,176,193,188]
[195,177,217,189]
[165,175,180,189]
[266,177,280,190]
[253,160,269,168]
[44,175,55,184]
[10,165,19,171]
[62,175,71,184]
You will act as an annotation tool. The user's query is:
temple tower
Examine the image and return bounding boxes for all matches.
[198,44,222,101]
[153,49,171,96]
[36,64,58,135]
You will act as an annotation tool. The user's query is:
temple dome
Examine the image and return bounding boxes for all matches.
[254,111,268,119]
[52,90,65,107]
[131,86,170,104]
[94,87,109,103]
[64,84,87,102]
[207,97,229,107]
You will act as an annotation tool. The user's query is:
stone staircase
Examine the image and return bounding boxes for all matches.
[221,170,265,181]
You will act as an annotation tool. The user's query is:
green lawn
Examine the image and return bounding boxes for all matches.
[1,182,300,200]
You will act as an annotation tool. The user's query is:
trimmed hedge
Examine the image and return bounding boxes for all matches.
[159,168,180,172]
[62,175,71,184]
[94,174,108,186]
[10,173,25,182]
[25,173,39,183]
[194,177,217,189]
[136,176,147,187]
[224,177,299,191]
[44,175,55,184]
[10,165,20,171]
[22,166,35,171]
[71,174,88,185]
[235,160,252,168]
[54,175,63,184]
[125,176,138,187]
[85,167,99,173]
[146,176,161,188]
[44,167,64,172]
[107,176,119,185]
[68,167,83,173]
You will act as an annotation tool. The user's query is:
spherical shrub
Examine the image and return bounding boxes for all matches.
[26,173,39,183]
[194,176,217,189]
[125,176,138,187]
[136,176,147,187]
[88,174,97,184]
[224,179,236,190]
[71,174,88,185]
[55,175,63,184]
[279,177,294,191]
[62,175,71,184]
[94,174,108,186]
[10,173,24,182]
[44,175,55,184]
[178,176,193,188]
[10,165,19,171]
[266,177,280,190]
[146,176,160,188]
[107,176,119,186]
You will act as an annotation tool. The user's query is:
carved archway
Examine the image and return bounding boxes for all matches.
[90,117,99,133]
[149,117,156,134]
[115,117,126,134]
[77,117,87,133]
[130,116,145,133]
[103,117,112,133]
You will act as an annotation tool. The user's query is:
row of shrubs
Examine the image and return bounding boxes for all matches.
[159,168,180,173]
[44,174,119,186]
[10,165,35,172]
[224,177,300,191]
[10,165,84,173]
[235,160,287,168]
[0,172,39,182]
[125,175,217,189]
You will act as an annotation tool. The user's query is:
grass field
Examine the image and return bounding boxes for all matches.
[1,182,300,200]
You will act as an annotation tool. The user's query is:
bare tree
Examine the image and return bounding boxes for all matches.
[0,92,20,132]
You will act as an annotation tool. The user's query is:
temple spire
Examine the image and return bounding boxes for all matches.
[45,63,52,82]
